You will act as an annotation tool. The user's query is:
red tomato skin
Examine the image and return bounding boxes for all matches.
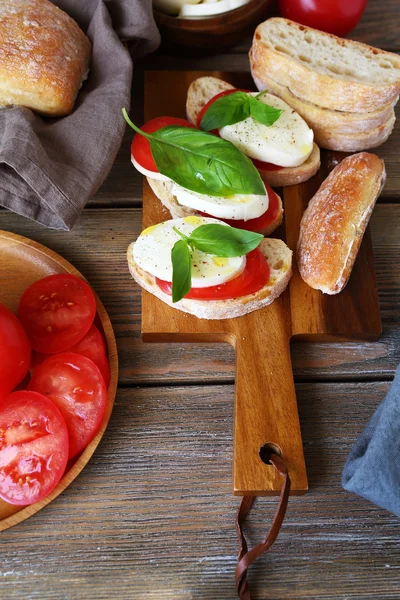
[131,116,196,174]
[199,186,280,233]
[0,390,69,505]
[156,248,270,301]
[18,274,96,354]
[0,304,31,398]
[278,0,368,37]
[196,89,283,172]
[28,353,107,459]
[69,325,110,388]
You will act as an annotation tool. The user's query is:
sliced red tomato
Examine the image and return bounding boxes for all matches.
[157,248,270,301]
[196,89,283,172]
[30,325,110,388]
[0,304,31,398]
[0,390,69,505]
[131,116,196,174]
[28,353,107,459]
[18,274,96,354]
[69,325,110,388]
[199,186,280,233]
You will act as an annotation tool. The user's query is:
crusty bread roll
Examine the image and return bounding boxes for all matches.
[186,76,321,187]
[146,177,283,237]
[127,237,292,320]
[251,18,400,113]
[0,0,91,116]
[297,153,386,295]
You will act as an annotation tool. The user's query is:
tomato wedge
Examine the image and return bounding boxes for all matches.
[0,390,69,505]
[0,304,31,398]
[157,248,270,301]
[28,353,107,459]
[131,116,196,175]
[196,88,283,173]
[30,325,110,388]
[18,274,96,354]
[199,186,280,233]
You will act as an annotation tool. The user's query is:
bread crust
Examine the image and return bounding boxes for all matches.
[297,152,386,294]
[146,176,283,236]
[0,0,91,116]
[251,69,398,137]
[251,18,400,113]
[186,75,321,186]
[127,238,292,320]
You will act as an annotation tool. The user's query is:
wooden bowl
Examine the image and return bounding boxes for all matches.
[0,230,118,532]
[154,0,274,53]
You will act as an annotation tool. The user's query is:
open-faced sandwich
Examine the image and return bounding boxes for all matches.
[124,109,284,235]
[186,76,320,187]
[127,216,292,319]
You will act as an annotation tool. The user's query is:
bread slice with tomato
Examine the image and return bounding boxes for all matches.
[127,216,292,320]
[186,76,321,187]
[130,114,284,236]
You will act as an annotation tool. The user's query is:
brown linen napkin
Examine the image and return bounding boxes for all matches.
[0,0,160,230]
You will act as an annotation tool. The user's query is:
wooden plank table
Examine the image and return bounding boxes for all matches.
[1,1,400,597]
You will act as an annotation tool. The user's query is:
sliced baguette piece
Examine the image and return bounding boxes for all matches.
[251,70,398,136]
[127,238,292,320]
[297,152,386,295]
[186,76,320,186]
[251,18,400,113]
[146,177,283,236]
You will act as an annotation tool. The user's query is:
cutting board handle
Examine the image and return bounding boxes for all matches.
[232,299,307,495]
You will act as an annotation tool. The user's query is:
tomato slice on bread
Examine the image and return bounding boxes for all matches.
[0,303,31,398]
[0,390,69,505]
[196,89,283,172]
[29,353,107,459]
[131,116,196,175]
[157,248,270,301]
[199,186,280,233]
[18,274,96,354]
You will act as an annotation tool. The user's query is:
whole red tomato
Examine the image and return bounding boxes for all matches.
[278,0,368,37]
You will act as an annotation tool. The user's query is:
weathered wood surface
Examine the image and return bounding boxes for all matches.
[0,204,398,386]
[1,383,399,600]
[0,0,399,596]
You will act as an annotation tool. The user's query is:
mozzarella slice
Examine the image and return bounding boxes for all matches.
[219,92,314,168]
[171,182,268,221]
[154,0,201,16]
[133,216,246,288]
[180,0,250,17]
[131,155,170,182]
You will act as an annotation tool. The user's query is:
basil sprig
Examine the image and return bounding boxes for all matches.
[122,108,265,197]
[199,90,282,132]
[171,224,263,303]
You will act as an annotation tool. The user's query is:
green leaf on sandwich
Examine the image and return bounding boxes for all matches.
[171,239,192,304]
[170,223,263,302]
[199,91,282,132]
[122,108,265,197]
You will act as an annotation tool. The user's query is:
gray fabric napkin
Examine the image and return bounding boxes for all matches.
[342,365,400,516]
[0,0,160,230]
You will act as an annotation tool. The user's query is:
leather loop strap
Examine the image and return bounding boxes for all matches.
[235,454,291,600]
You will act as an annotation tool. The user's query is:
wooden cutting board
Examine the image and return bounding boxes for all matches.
[140,71,382,496]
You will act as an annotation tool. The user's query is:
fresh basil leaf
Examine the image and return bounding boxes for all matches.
[249,95,282,127]
[199,91,250,132]
[149,125,265,197]
[188,224,263,257]
[171,239,192,303]
[122,109,265,197]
